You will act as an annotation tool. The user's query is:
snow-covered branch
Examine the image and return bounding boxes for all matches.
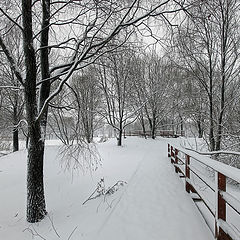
[184,147,240,157]
[0,36,24,85]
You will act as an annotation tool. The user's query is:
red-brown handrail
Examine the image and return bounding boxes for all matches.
[168,143,240,240]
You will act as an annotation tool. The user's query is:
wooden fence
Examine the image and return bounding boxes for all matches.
[125,130,185,138]
[168,143,240,240]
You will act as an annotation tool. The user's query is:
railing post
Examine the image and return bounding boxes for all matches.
[168,144,170,157]
[175,149,179,173]
[171,146,174,163]
[185,154,190,193]
[215,172,230,240]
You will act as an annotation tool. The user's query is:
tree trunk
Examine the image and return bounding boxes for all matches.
[22,0,46,223]
[180,116,184,136]
[13,106,19,152]
[26,121,46,222]
[117,129,122,146]
[197,119,203,138]
[26,135,29,149]
[151,126,155,139]
[139,111,147,139]
[117,120,123,146]
[216,97,224,151]
[209,57,215,151]
[86,128,92,143]
[13,128,19,152]
[151,113,156,139]
[209,99,215,151]
[38,0,51,137]
[216,13,227,151]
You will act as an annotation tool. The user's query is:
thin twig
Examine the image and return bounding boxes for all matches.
[47,214,61,238]
[67,226,78,240]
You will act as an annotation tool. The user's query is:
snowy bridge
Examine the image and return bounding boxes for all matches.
[168,143,240,240]
[97,140,240,240]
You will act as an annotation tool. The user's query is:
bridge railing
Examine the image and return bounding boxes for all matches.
[125,130,185,137]
[168,143,240,240]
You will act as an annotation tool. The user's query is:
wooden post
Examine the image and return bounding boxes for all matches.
[215,172,231,240]
[171,146,174,163]
[175,149,179,173]
[185,154,190,193]
[168,144,170,157]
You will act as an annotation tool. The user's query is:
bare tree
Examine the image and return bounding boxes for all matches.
[181,72,208,138]
[130,52,149,137]
[71,69,101,143]
[132,50,174,139]
[97,48,138,146]
[0,0,188,222]
[0,25,24,152]
[0,69,24,151]
[173,0,240,151]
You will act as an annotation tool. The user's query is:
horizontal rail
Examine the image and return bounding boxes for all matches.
[169,142,240,183]
[220,191,240,216]
[168,143,240,240]
[186,178,215,216]
[217,219,240,240]
[188,165,215,191]
[124,130,185,137]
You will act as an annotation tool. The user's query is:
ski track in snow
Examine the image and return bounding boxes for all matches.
[0,137,215,239]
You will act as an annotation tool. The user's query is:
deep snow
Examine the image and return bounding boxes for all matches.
[0,137,214,239]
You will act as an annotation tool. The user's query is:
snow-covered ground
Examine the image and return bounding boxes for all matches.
[0,137,216,239]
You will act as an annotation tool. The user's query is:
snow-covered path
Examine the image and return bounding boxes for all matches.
[96,138,214,240]
[0,137,214,240]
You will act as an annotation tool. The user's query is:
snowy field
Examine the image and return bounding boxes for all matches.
[0,137,224,240]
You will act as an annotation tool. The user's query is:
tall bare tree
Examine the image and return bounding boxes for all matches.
[0,20,25,151]
[173,0,240,151]
[97,48,138,146]
[71,69,101,143]
[131,50,174,139]
[0,0,188,222]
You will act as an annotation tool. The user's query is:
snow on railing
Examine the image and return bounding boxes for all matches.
[168,143,240,240]
[124,130,185,137]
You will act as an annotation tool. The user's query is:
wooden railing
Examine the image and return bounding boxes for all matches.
[125,130,185,138]
[168,143,240,240]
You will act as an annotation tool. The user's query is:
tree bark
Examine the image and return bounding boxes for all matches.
[22,0,46,223]
[13,106,19,152]
[13,129,19,152]
[208,47,215,151]
[38,0,51,136]
[117,129,123,146]
[13,128,19,152]
[216,7,227,151]
[26,122,46,222]
[197,119,203,138]
[139,111,147,139]
[151,112,156,139]
[209,94,215,151]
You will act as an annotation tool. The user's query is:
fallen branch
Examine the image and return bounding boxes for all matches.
[82,178,127,205]
[82,188,99,205]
